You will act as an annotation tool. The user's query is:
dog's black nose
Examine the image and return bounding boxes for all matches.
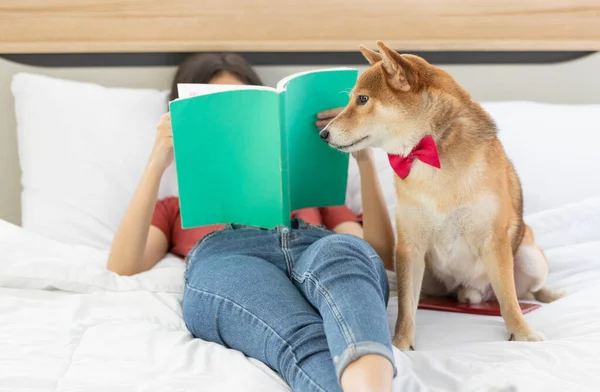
[319,129,330,140]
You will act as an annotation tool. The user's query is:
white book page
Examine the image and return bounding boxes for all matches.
[176,83,277,100]
[275,67,355,92]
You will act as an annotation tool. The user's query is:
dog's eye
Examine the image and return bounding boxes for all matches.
[356,95,369,105]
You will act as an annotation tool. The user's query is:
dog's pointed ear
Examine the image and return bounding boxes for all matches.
[359,44,382,65]
[376,40,415,92]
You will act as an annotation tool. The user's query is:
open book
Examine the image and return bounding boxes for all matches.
[169,68,359,229]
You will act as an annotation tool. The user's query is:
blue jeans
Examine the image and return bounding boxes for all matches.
[182,220,395,392]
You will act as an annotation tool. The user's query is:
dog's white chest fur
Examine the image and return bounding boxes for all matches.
[399,191,499,294]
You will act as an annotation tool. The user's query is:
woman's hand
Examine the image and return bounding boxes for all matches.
[149,112,174,172]
[315,107,344,130]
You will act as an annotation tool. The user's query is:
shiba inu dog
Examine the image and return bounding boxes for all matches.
[320,41,564,350]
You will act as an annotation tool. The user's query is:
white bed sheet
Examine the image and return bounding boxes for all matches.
[1,196,600,391]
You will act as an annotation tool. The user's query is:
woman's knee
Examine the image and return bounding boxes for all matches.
[313,233,374,257]
[310,234,386,275]
[299,233,390,301]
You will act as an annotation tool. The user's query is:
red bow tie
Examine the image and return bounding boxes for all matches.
[387,135,441,179]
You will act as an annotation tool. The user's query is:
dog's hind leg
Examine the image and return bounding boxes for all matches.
[514,225,566,302]
[482,231,546,342]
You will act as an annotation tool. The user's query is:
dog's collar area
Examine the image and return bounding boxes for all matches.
[387,135,441,179]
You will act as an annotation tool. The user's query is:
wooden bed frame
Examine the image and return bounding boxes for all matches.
[1,0,600,53]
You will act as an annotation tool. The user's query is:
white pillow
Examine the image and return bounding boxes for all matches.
[12,73,175,249]
[346,101,600,230]
[483,101,600,216]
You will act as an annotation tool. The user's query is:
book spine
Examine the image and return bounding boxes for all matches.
[279,90,291,227]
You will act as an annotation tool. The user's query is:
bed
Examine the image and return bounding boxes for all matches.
[2,1,600,391]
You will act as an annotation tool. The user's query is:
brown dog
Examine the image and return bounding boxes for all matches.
[322,41,564,350]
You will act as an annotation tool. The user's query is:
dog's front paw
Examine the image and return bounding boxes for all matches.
[392,335,415,351]
[509,329,547,342]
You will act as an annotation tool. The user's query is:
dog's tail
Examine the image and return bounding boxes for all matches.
[533,286,566,303]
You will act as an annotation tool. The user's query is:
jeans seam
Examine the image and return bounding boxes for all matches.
[184,284,328,392]
[293,272,357,348]
[281,232,294,277]
[184,242,201,282]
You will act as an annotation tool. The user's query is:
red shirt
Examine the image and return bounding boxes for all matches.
[151,196,361,258]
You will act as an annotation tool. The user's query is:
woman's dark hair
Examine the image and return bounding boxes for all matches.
[169,53,263,101]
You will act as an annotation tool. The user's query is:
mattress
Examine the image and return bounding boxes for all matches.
[1,196,600,391]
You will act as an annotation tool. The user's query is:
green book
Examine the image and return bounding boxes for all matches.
[169,68,358,229]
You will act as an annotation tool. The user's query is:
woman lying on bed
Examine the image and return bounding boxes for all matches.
[107,53,396,392]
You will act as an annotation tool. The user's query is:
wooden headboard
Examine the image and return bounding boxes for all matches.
[1,0,600,53]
